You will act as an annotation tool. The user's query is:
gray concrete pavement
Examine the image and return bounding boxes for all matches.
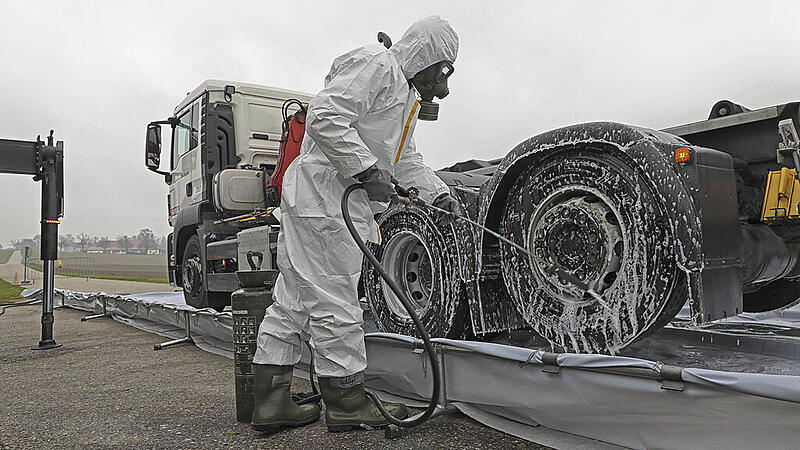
[0,250,177,295]
[0,304,545,449]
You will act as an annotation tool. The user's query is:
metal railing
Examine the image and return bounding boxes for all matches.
[25,255,95,281]
[56,256,95,280]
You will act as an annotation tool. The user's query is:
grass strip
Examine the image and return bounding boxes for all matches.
[24,262,169,284]
[0,278,24,300]
[0,249,14,264]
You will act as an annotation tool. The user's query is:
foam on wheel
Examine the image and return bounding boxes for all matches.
[499,147,687,353]
[363,203,467,338]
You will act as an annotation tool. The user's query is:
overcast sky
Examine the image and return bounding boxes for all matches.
[1,0,799,246]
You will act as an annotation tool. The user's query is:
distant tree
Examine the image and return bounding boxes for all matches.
[10,239,21,249]
[33,234,41,248]
[77,233,92,252]
[0,243,3,249]
[58,234,69,251]
[98,236,111,252]
[117,235,131,253]
[63,234,75,251]
[137,228,157,254]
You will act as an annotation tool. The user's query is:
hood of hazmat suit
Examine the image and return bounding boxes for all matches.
[253,17,459,377]
[389,15,459,81]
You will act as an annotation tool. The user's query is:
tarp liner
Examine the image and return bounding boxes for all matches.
[26,288,800,450]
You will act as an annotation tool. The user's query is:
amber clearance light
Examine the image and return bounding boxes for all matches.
[674,147,691,164]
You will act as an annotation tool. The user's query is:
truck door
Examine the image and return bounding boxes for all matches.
[169,101,203,224]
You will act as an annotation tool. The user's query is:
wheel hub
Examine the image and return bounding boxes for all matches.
[529,192,623,298]
[381,231,434,320]
[183,257,203,295]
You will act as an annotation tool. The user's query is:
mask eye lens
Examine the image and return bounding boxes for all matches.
[435,62,454,83]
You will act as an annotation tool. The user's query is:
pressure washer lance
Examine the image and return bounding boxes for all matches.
[392,181,538,260]
[392,182,602,298]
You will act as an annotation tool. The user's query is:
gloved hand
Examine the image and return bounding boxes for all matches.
[355,164,394,202]
[432,193,463,217]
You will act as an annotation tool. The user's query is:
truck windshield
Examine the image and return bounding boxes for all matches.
[171,103,199,169]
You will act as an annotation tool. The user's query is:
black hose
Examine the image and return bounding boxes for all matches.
[341,183,441,428]
[305,341,320,396]
[293,342,323,406]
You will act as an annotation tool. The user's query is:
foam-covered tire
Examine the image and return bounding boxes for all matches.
[363,203,468,338]
[499,147,686,353]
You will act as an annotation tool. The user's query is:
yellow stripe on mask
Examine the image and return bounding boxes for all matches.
[394,101,419,164]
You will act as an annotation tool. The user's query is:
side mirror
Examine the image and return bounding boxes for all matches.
[145,123,162,170]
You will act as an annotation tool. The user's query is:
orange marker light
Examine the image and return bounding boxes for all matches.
[674,147,691,164]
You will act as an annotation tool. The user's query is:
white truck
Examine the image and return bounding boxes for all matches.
[146,80,800,354]
[145,80,312,309]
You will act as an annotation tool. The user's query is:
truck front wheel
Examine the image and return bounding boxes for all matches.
[181,235,229,311]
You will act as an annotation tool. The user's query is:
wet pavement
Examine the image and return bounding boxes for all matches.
[0,305,546,449]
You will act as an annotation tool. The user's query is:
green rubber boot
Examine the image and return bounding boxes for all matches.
[318,372,408,432]
[251,364,320,433]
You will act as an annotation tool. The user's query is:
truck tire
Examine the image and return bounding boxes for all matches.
[499,147,687,353]
[363,203,468,339]
[182,235,229,311]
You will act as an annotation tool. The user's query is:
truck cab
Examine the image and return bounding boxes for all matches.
[145,80,312,309]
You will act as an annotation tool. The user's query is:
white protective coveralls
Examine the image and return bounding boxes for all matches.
[252,16,458,377]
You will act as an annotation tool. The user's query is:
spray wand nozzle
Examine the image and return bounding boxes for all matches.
[391,178,424,207]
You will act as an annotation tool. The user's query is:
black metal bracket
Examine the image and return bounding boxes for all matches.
[659,364,685,391]
[2,131,65,350]
[541,352,561,374]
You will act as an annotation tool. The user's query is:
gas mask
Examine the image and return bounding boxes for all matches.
[410,60,455,121]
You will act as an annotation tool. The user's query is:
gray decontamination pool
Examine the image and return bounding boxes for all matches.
[29,288,800,449]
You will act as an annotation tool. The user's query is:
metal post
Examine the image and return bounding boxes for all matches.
[34,261,61,350]
[21,247,31,286]
[32,132,63,351]
[153,311,193,350]
[0,131,64,349]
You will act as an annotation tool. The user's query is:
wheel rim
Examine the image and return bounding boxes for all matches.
[380,231,434,320]
[183,256,203,296]
[528,188,624,302]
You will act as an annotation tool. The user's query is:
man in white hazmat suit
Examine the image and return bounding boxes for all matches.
[249,16,461,433]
